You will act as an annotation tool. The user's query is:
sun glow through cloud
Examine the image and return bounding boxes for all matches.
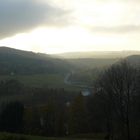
[0,0,140,53]
[0,26,128,53]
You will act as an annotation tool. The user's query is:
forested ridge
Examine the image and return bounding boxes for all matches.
[0,47,71,75]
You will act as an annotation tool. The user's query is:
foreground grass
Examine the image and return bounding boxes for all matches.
[0,132,105,140]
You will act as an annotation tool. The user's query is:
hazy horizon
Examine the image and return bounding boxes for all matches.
[1,46,140,56]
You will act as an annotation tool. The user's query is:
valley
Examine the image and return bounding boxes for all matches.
[0,47,139,140]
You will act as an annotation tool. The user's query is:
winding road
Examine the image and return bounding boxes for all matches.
[64,71,93,96]
[64,71,93,88]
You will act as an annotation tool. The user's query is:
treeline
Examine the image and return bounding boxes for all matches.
[0,61,139,140]
[89,61,140,140]
[0,93,90,137]
[0,79,81,136]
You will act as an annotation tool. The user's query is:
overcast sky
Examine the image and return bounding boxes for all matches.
[0,0,140,53]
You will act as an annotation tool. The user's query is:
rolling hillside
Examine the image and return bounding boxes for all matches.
[67,58,119,69]
[126,55,140,66]
[0,47,71,75]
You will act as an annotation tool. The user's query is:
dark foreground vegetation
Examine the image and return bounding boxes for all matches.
[0,47,140,140]
[0,132,106,140]
[0,60,139,140]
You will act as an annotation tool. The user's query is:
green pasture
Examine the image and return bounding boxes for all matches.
[0,74,81,91]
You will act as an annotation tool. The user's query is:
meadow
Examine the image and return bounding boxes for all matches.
[0,74,82,91]
[0,132,105,140]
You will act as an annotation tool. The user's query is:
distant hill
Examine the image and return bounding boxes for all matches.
[0,46,51,59]
[1,47,139,76]
[126,55,140,67]
[54,51,140,59]
[0,47,71,75]
[67,58,119,69]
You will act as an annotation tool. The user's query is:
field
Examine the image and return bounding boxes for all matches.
[0,74,64,87]
[0,132,105,140]
[0,74,82,91]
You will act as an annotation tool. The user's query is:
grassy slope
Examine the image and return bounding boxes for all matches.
[0,47,71,75]
[0,74,64,88]
[0,74,81,91]
[0,132,105,140]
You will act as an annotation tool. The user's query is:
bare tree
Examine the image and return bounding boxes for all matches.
[95,61,137,140]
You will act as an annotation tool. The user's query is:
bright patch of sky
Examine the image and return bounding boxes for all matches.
[0,0,140,53]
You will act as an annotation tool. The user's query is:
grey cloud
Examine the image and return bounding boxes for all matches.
[91,25,140,34]
[0,0,69,39]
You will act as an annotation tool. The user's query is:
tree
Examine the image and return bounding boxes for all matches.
[0,101,24,133]
[0,79,23,96]
[95,61,137,140]
[69,93,89,134]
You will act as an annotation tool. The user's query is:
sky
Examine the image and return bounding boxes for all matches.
[0,0,140,54]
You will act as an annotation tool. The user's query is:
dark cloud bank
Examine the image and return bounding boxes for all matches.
[0,0,67,39]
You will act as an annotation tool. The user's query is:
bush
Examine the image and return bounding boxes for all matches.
[0,133,28,140]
